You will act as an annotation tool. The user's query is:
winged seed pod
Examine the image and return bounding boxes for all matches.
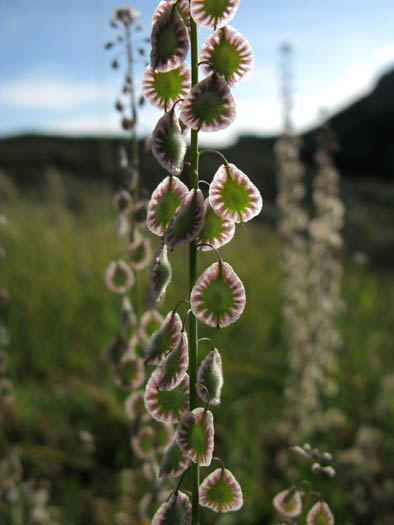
[152,491,192,525]
[306,501,335,525]
[151,110,187,176]
[159,438,191,478]
[209,163,263,223]
[197,348,223,405]
[199,467,243,512]
[147,176,189,236]
[144,310,182,366]
[150,4,189,72]
[197,199,235,251]
[190,261,246,328]
[176,407,214,466]
[129,237,151,270]
[164,188,205,250]
[115,355,145,390]
[273,487,303,519]
[152,0,191,33]
[158,331,189,390]
[199,26,254,86]
[180,73,236,132]
[147,242,173,307]
[144,368,190,423]
[140,309,164,341]
[190,0,240,30]
[142,63,191,111]
[131,426,156,460]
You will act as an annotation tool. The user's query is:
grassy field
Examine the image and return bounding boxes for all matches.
[1,176,394,524]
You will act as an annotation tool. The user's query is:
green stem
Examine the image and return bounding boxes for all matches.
[189,14,200,525]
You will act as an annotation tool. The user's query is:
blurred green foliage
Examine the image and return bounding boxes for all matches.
[1,176,393,524]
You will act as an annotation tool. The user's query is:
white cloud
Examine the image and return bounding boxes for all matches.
[0,75,107,110]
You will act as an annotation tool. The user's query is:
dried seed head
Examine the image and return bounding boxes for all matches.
[164,188,205,250]
[190,0,240,30]
[190,261,246,328]
[180,73,236,132]
[147,176,189,236]
[176,407,214,466]
[197,199,235,251]
[144,368,190,423]
[142,63,191,111]
[151,110,187,176]
[150,5,189,72]
[209,163,263,223]
[199,467,243,512]
[199,26,254,86]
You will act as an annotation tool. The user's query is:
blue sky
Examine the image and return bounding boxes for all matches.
[1,0,394,145]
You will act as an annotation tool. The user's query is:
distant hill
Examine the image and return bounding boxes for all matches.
[0,68,394,265]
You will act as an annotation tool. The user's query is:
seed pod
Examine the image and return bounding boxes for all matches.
[153,0,191,33]
[129,237,151,270]
[176,407,214,466]
[105,259,135,294]
[140,309,164,342]
[190,0,239,29]
[151,110,187,176]
[190,261,246,328]
[147,176,189,236]
[180,73,236,132]
[197,199,235,251]
[165,188,205,250]
[144,368,189,423]
[199,467,243,512]
[147,241,173,308]
[152,491,192,525]
[124,390,148,421]
[144,310,182,366]
[114,355,145,390]
[150,4,189,72]
[131,427,155,460]
[273,487,302,519]
[197,348,223,405]
[159,438,190,478]
[209,163,263,223]
[158,331,189,390]
[199,25,254,86]
[142,63,191,111]
[306,501,334,525]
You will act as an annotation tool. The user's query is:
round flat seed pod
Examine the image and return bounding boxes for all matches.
[306,501,334,525]
[199,25,253,86]
[197,199,235,251]
[176,407,214,466]
[143,63,191,111]
[152,491,192,525]
[190,0,240,30]
[158,331,189,391]
[199,467,243,512]
[180,74,236,132]
[150,5,189,72]
[151,110,187,176]
[273,488,302,519]
[144,310,182,366]
[159,438,190,478]
[144,368,190,423]
[148,176,189,237]
[190,261,245,328]
[209,163,262,223]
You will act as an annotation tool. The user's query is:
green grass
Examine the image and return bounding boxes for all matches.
[1,181,394,524]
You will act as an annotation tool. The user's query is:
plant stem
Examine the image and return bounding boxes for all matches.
[189,14,200,525]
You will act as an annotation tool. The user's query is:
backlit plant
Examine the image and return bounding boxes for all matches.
[143,1,261,522]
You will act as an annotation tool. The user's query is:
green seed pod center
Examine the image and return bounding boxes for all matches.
[207,478,234,506]
[211,40,241,79]
[201,274,234,317]
[192,90,225,122]
[156,24,178,62]
[154,69,184,105]
[205,0,228,18]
